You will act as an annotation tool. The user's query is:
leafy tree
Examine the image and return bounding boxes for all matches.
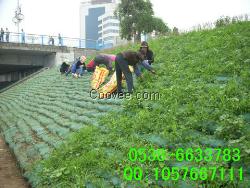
[215,16,231,28]
[115,0,168,41]
[152,17,169,35]
[173,27,179,35]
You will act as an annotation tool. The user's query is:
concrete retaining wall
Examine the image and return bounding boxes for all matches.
[0,67,42,82]
[0,42,97,84]
[0,42,97,68]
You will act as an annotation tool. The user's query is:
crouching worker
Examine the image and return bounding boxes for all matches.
[140,41,154,65]
[66,56,87,77]
[60,62,70,74]
[137,41,155,74]
[86,54,115,73]
[115,50,155,94]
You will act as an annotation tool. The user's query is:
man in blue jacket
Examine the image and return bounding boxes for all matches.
[66,56,87,77]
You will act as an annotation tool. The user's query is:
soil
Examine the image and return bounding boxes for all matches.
[0,136,29,188]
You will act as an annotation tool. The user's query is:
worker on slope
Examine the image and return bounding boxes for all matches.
[140,41,154,65]
[115,50,155,94]
[66,56,87,78]
[137,41,155,74]
[60,61,70,74]
[86,54,116,73]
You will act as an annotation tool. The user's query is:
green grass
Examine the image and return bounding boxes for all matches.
[1,21,250,187]
[0,69,122,181]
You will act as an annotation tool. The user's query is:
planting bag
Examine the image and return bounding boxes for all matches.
[98,66,134,98]
[91,66,109,89]
[98,72,118,98]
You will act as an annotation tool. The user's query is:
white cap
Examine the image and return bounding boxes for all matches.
[80,55,87,62]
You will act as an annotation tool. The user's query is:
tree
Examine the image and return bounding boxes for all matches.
[215,16,231,28]
[115,0,168,41]
[173,27,179,35]
[152,17,169,35]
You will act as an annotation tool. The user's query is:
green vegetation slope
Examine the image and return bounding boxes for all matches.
[0,21,250,188]
[0,70,121,182]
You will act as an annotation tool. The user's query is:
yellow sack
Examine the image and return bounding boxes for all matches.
[91,66,109,90]
[98,66,134,98]
[98,72,117,98]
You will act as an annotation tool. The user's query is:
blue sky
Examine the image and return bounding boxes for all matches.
[0,0,249,38]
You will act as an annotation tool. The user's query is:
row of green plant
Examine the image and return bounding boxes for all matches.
[26,22,250,187]
[0,67,121,178]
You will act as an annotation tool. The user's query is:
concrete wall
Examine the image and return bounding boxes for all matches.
[50,48,97,67]
[54,51,74,66]
[73,48,97,61]
[0,42,71,54]
[0,54,46,66]
[0,42,97,66]
[0,42,97,85]
[0,67,41,82]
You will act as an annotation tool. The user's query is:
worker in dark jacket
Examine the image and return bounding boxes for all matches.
[60,62,70,74]
[115,50,155,93]
[140,41,154,65]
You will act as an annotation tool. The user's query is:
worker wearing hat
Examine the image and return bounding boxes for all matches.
[134,41,156,76]
[140,41,154,65]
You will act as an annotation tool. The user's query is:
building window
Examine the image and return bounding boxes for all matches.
[104,36,115,41]
[103,29,119,35]
[103,16,117,22]
[91,0,113,5]
[103,22,119,28]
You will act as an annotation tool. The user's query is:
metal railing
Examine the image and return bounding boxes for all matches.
[0,32,100,50]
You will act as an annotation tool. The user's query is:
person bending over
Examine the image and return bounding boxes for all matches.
[86,54,116,72]
[115,50,155,94]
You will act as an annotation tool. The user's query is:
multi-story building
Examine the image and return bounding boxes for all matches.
[80,0,124,49]
[98,12,120,48]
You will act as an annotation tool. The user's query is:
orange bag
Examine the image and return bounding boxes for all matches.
[98,66,134,98]
[91,66,109,90]
[98,72,118,98]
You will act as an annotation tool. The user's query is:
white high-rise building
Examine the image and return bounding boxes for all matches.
[98,11,120,48]
[80,0,123,49]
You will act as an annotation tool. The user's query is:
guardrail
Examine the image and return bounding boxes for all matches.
[0,32,100,50]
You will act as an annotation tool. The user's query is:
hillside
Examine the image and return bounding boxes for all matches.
[0,70,121,179]
[0,21,250,187]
